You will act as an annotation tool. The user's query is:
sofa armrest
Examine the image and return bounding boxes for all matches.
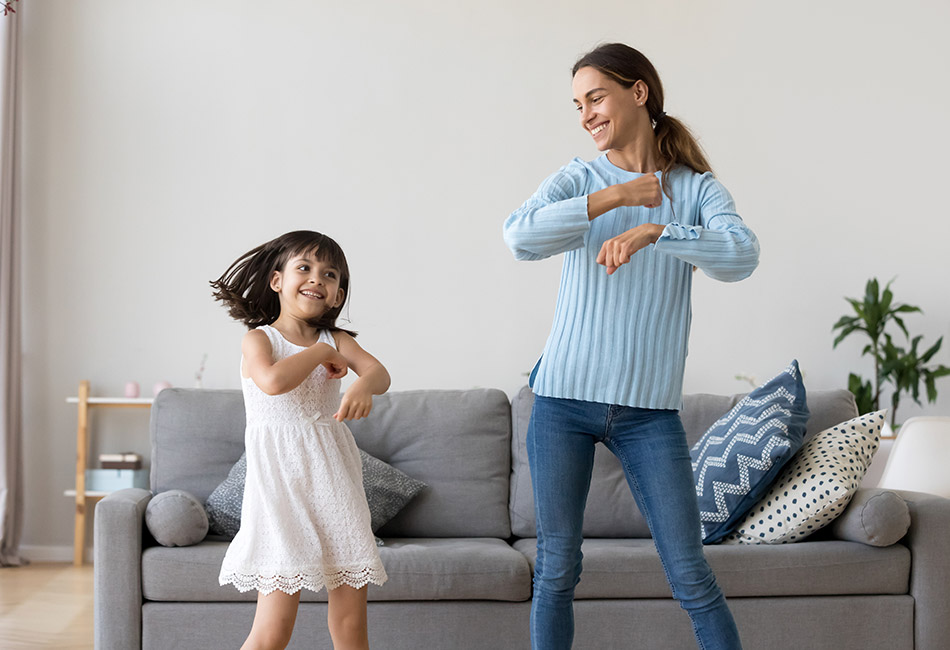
[94,488,152,650]
[892,489,950,649]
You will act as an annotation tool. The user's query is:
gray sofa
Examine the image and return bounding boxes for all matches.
[95,387,950,649]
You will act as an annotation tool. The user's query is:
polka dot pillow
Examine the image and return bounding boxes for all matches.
[721,410,886,545]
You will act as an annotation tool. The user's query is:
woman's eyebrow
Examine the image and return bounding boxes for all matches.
[573,88,608,104]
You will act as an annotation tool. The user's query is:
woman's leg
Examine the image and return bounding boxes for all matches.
[241,589,301,650]
[327,584,369,650]
[604,407,742,650]
[527,395,603,650]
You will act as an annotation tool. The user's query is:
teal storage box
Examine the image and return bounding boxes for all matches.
[85,469,149,492]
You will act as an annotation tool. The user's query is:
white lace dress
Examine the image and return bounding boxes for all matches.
[218,325,388,595]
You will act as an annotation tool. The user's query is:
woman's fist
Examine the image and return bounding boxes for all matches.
[621,174,662,208]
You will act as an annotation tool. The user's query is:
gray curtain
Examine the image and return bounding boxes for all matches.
[0,2,25,567]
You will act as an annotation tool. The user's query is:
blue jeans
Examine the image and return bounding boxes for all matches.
[527,395,741,650]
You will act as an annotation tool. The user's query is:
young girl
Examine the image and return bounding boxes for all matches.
[210,230,389,650]
[504,44,759,649]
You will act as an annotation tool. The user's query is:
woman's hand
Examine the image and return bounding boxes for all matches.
[587,173,663,220]
[596,223,665,275]
[334,381,373,421]
[619,174,663,208]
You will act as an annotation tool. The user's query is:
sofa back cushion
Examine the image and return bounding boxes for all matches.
[509,387,858,538]
[347,389,512,538]
[151,388,246,503]
[151,387,513,539]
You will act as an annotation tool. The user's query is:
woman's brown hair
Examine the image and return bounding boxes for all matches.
[572,43,713,202]
[210,230,356,336]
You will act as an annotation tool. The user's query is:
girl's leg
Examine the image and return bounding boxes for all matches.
[527,395,603,650]
[327,584,369,650]
[241,589,301,650]
[604,407,742,650]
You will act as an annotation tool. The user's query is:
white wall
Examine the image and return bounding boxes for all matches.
[18,0,950,552]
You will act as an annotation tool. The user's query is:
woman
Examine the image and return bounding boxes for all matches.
[503,43,759,650]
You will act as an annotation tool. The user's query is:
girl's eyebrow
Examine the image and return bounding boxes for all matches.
[573,87,608,105]
[291,256,339,272]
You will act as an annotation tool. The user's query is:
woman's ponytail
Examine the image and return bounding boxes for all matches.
[653,114,712,203]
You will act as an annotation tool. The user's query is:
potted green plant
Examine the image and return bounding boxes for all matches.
[832,278,950,427]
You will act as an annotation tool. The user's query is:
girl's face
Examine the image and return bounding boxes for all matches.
[270,252,344,321]
[572,66,648,152]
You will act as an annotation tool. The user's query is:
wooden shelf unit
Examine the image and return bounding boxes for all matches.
[67,380,152,566]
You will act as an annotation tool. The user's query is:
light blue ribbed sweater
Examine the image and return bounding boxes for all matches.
[504,155,760,409]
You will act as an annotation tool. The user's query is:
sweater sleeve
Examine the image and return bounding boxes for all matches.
[503,163,592,261]
[653,174,760,282]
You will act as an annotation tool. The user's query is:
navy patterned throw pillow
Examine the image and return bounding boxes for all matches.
[205,453,246,538]
[205,449,427,540]
[690,360,810,544]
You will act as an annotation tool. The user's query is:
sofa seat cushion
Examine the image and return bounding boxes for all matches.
[512,538,909,598]
[143,538,531,602]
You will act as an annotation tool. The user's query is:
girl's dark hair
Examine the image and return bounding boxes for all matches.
[572,43,713,202]
[210,230,356,336]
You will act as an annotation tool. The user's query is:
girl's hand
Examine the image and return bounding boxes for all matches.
[314,343,349,379]
[334,382,373,421]
[596,223,665,275]
[330,332,390,421]
[619,174,662,208]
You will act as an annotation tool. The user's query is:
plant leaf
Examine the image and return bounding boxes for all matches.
[926,374,937,402]
[848,373,875,414]
[833,326,863,348]
[892,315,910,339]
[920,337,943,363]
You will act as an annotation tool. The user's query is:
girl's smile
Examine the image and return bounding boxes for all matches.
[300,288,327,301]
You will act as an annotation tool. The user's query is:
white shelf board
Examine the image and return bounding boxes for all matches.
[64,490,111,498]
[66,396,153,405]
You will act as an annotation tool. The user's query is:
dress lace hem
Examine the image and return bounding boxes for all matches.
[220,567,388,595]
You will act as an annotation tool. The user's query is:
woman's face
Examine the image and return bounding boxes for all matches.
[572,66,646,152]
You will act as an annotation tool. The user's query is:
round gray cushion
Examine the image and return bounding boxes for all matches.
[828,489,911,547]
[146,489,209,547]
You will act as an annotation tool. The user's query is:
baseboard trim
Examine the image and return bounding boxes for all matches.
[19,545,93,563]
